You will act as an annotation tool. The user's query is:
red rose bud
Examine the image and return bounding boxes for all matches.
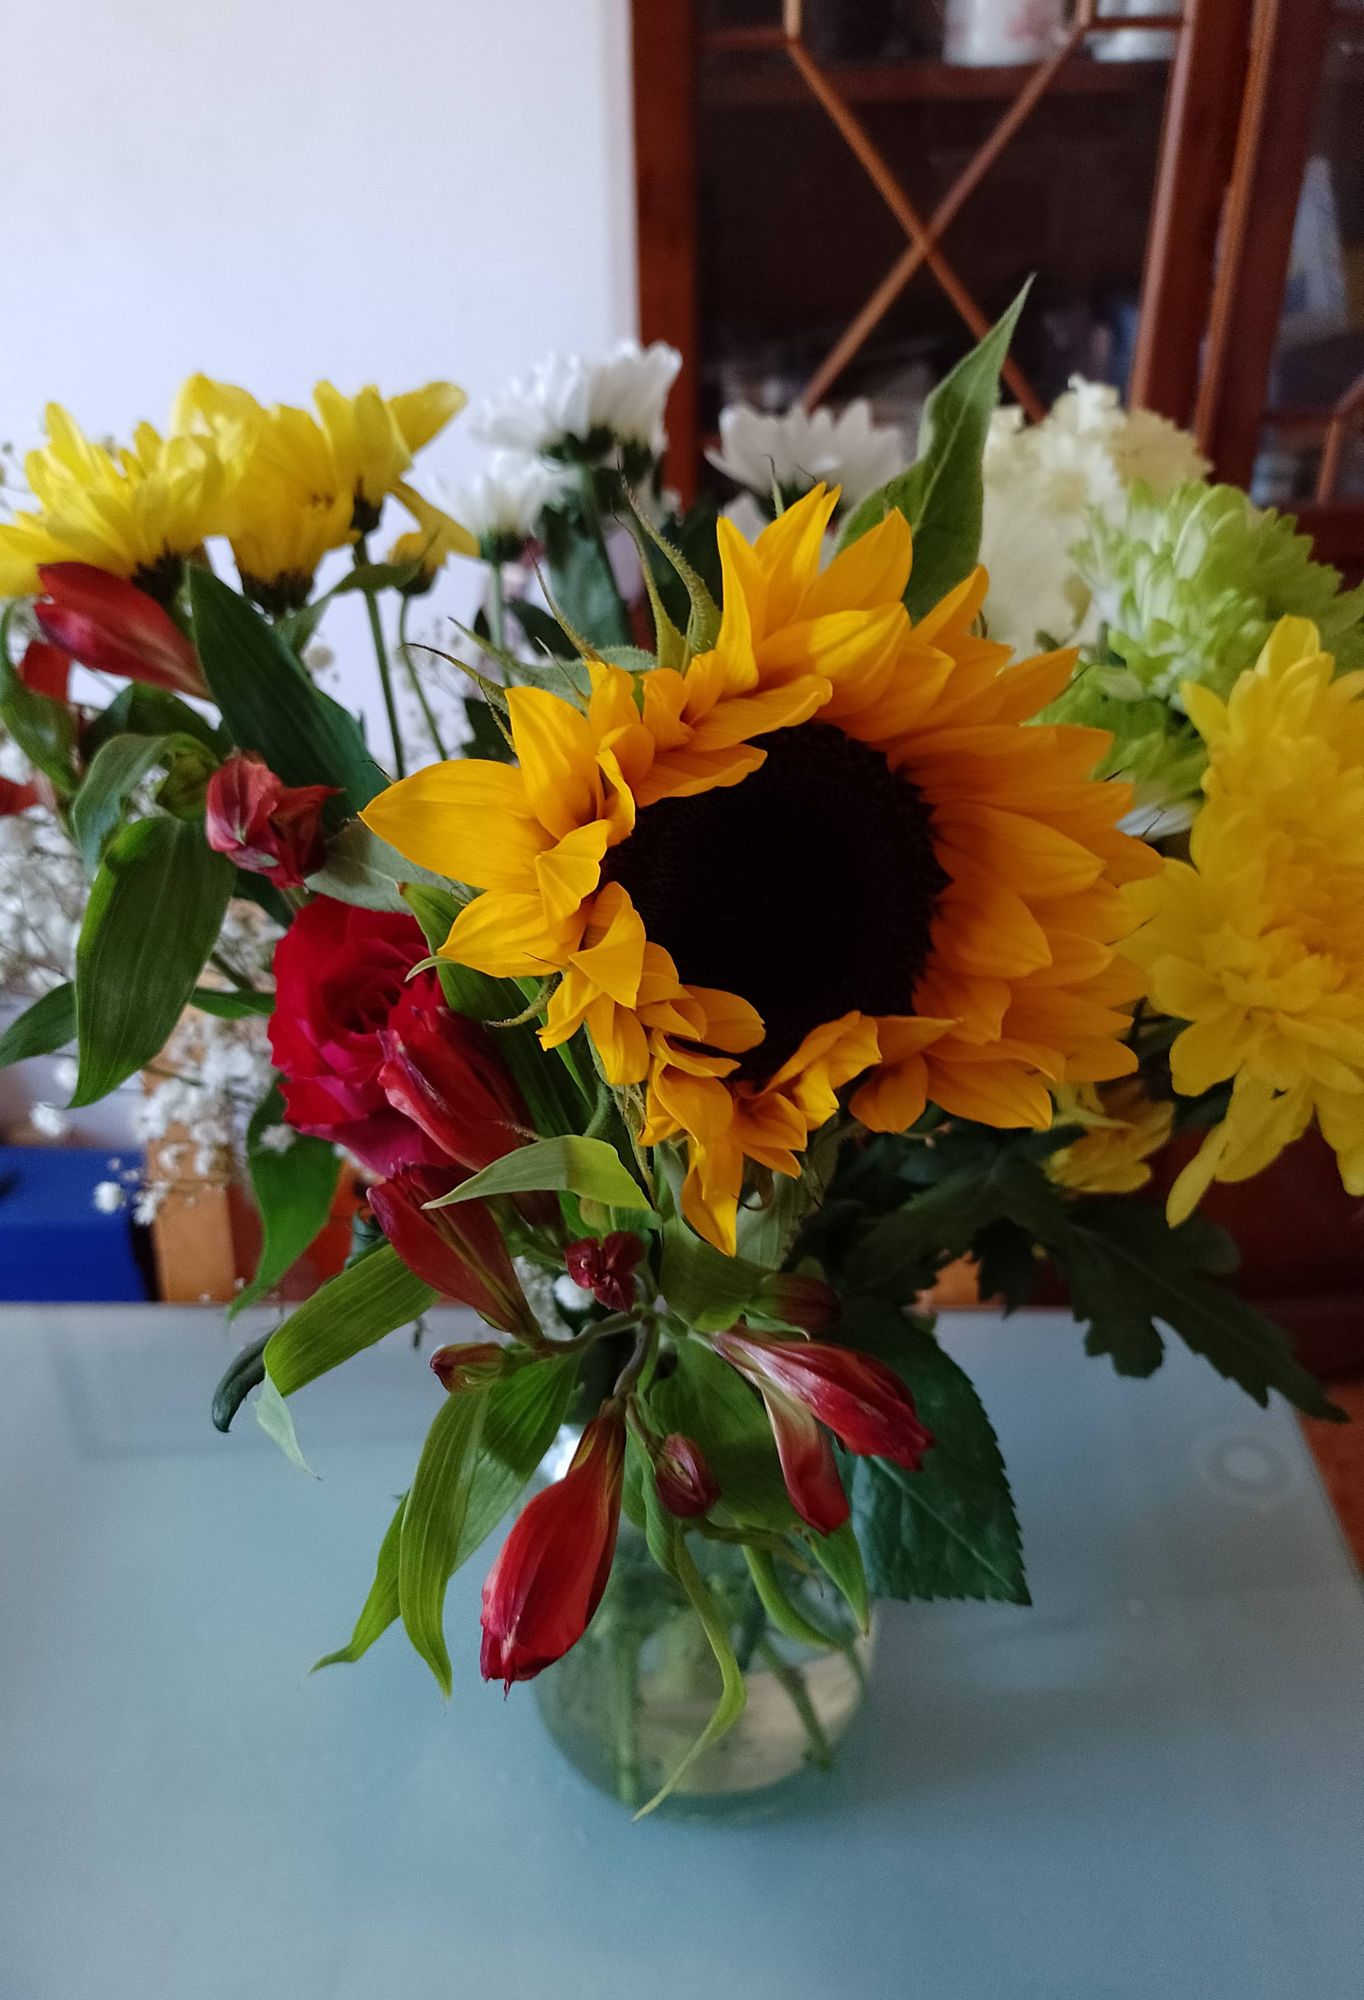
[35,562,207,697]
[205,752,338,889]
[429,1341,508,1392]
[712,1330,934,1537]
[368,1165,537,1338]
[480,1410,625,1687]
[18,638,71,702]
[655,1433,720,1518]
[564,1232,645,1313]
[756,1271,841,1335]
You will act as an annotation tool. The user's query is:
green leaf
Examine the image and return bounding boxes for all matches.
[188,566,388,813]
[542,506,632,650]
[189,986,274,1020]
[852,1162,1002,1299]
[636,1481,747,1817]
[0,982,75,1068]
[254,1373,316,1475]
[81,682,225,761]
[742,1545,849,1652]
[423,1135,652,1219]
[71,731,213,874]
[1051,1198,1345,1420]
[647,496,724,642]
[838,282,1030,617]
[810,1518,870,1633]
[840,1299,1029,1605]
[263,1242,436,1399]
[652,1338,797,1533]
[0,635,78,793]
[400,1385,492,1695]
[455,1352,577,1564]
[230,1083,341,1318]
[508,598,580,661]
[70,816,234,1106]
[306,818,453,913]
[313,1495,406,1670]
[658,1224,766,1329]
[211,1331,270,1432]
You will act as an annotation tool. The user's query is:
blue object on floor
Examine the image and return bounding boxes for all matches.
[0,1146,148,1301]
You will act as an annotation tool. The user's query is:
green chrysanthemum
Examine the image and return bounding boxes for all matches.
[1048,481,1364,812]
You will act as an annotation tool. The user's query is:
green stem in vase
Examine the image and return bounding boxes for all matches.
[608,1617,643,1810]
[754,1637,834,1773]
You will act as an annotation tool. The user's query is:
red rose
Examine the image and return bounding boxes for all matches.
[268,898,450,1177]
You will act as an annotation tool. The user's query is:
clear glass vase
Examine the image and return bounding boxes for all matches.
[532,1506,874,1817]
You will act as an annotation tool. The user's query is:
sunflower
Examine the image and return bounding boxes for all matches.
[365,485,1156,1252]
[0,404,226,600]
[1124,615,1364,1224]
[173,376,473,613]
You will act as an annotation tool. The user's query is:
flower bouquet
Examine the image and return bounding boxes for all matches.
[1,299,1356,1816]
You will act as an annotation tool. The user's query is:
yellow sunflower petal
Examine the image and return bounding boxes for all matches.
[506,685,602,840]
[361,760,547,888]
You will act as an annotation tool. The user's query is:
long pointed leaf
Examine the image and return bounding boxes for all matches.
[400,1388,491,1695]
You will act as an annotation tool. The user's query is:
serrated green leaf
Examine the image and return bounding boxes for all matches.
[423,1135,652,1219]
[313,1495,407,1670]
[839,282,1030,617]
[188,566,388,813]
[840,1299,1028,1605]
[230,1083,341,1318]
[0,982,75,1068]
[70,816,234,1106]
[400,1385,491,1695]
[305,817,454,912]
[263,1242,436,1399]
[254,1373,316,1475]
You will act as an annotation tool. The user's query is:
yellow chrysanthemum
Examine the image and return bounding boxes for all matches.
[0,404,226,599]
[1046,1079,1174,1195]
[173,375,474,612]
[365,485,1155,1252]
[1124,614,1364,1225]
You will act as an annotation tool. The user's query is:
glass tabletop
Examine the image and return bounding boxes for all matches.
[1,1304,1360,2000]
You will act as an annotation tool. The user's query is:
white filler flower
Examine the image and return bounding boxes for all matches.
[472,341,682,464]
[707,400,903,515]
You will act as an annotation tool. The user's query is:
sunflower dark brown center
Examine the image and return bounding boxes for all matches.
[602,721,947,1079]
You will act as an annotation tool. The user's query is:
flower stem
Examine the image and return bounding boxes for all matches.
[487,563,507,657]
[354,541,406,779]
[755,1636,834,1772]
[397,596,449,761]
[609,1619,643,1809]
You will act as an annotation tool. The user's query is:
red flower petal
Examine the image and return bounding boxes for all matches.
[36,563,206,697]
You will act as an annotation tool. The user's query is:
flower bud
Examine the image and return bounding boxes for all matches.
[429,1341,508,1393]
[564,1231,644,1313]
[35,562,206,697]
[756,1271,840,1335]
[480,1409,625,1686]
[205,752,338,889]
[654,1433,720,1518]
[368,1165,537,1339]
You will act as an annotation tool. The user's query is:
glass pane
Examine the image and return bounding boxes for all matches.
[1253,18,1364,506]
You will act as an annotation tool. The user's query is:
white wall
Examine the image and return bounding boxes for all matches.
[0,0,637,1144]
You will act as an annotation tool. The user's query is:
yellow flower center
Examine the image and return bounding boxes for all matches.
[601,720,947,1077]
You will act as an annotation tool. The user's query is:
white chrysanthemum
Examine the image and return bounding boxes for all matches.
[980,375,1209,654]
[446,453,572,544]
[471,341,682,464]
[707,399,903,514]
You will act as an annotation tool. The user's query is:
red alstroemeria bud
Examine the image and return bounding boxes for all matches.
[564,1231,645,1313]
[480,1409,625,1687]
[712,1329,934,1537]
[35,562,207,698]
[655,1433,720,1518]
[368,1165,537,1339]
[377,1007,539,1183]
[429,1341,508,1393]
[205,752,338,889]
[756,1271,841,1335]
[19,639,71,702]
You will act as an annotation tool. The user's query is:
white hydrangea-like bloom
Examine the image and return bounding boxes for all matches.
[707,399,903,514]
[980,376,1209,654]
[471,341,682,463]
[0,732,86,998]
[446,453,572,544]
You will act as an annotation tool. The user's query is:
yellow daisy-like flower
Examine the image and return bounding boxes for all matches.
[1124,614,1364,1225]
[1046,1079,1174,1195]
[173,375,474,612]
[0,404,226,599]
[365,485,1155,1252]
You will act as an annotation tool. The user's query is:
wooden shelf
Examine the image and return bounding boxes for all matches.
[701,55,1172,110]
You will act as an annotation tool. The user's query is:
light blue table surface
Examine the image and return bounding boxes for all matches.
[1,1305,1360,2000]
